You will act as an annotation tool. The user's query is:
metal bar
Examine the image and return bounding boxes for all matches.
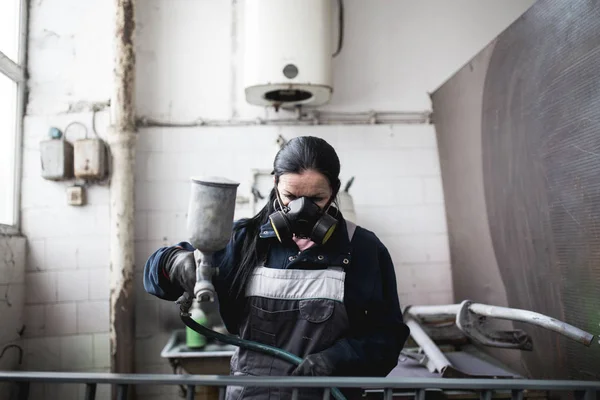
[406,303,594,346]
[406,304,462,319]
[186,385,195,400]
[468,303,594,346]
[219,386,226,400]
[480,390,493,400]
[384,388,393,400]
[1,372,600,391]
[0,51,25,82]
[136,110,432,128]
[17,382,29,400]
[575,389,597,400]
[291,388,299,400]
[322,388,331,400]
[404,318,453,374]
[116,384,128,400]
[414,389,425,400]
[511,389,523,400]
[85,383,97,400]
[11,0,30,233]
[18,0,29,67]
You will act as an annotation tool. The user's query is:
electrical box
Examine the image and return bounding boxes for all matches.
[66,185,85,206]
[40,128,74,181]
[74,138,108,180]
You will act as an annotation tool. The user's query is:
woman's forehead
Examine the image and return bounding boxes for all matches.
[278,171,331,194]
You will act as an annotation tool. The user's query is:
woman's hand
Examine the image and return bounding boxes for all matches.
[164,249,197,295]
[291,352,335,376]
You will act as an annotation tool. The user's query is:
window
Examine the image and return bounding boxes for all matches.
[0,0,27,230]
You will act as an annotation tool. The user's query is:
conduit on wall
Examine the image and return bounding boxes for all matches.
[108,0,136,396]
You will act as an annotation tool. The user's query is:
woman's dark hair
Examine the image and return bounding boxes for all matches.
[227,136,341,299]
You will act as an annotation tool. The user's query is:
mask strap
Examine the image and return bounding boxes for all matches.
[323,184,340,215]
[329,202,340,218]
[274,186,287,212]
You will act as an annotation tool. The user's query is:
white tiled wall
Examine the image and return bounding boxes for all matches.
[18,0,536,398]
[0,235,26,400]
[129,123,451,397]
[133,124,451,307]
[20,112,112,399]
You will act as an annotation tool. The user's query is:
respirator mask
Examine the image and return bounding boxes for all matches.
[268,190,338,245]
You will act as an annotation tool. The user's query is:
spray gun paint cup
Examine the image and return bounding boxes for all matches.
[186,177,240,303]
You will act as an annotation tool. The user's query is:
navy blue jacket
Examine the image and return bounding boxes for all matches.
[143,216,409,377]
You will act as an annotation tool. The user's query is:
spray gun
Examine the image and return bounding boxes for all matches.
[177,176,239,321]
[178,176,347,400]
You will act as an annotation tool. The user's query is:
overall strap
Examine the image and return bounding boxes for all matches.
[346,220,357,242]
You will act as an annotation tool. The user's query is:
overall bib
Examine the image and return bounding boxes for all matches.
[226,223,357,400]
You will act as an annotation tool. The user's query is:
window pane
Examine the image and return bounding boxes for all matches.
[0,0,21,62]
[0,73,18,226]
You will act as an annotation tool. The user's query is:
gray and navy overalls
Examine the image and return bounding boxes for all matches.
[144,216,409,400]
[226,222,357,399]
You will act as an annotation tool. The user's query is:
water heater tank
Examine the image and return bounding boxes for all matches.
[243,0,334,109]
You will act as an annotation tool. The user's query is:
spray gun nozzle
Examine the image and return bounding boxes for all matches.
[194,284,215,303]
[199,293,212,302]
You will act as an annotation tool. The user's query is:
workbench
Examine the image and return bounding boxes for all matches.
[161,330,235,399]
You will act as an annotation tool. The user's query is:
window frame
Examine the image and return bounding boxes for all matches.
[0,0,28,235]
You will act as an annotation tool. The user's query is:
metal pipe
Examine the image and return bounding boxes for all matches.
[108,1,137,398]
[406,303,594,346]
[12,0,29,233]
[0,51,24,82]
[186,385,195,400]
[116,384,128,400]
[136,110,432,128]
[17,382,29,400]
[2,371,600,391]
[85,383,97,400]
[405,304,461,318]
[404,318,452,374]
[5,371,600,392]
[468,303,594,346]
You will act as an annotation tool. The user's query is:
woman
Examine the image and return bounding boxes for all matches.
[143,136,410,399]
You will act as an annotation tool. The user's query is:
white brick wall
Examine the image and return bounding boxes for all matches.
[26,0,113,116]
[133,0,535,121]
[45,303,77,336]
[18,0,536,398]
[129,124,454,393]
[20,109,112,400]
[134,124,453,309]
[0,235,26,400]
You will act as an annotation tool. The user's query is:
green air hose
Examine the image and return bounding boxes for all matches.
[181,315,347,400]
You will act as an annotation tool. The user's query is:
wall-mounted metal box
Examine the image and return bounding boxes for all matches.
[74,138,108,180]
[40,136,74,181]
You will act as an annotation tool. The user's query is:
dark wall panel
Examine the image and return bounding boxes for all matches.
[431,41,524,375]
[432,0,600,379]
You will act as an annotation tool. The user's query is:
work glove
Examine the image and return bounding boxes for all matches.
[291,352,336,376]
[163,248,197,296]
[164,249,226,330]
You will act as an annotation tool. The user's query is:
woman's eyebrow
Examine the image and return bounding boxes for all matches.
[283,190,327,197]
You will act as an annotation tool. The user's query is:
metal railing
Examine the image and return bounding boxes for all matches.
[1,371,599,400]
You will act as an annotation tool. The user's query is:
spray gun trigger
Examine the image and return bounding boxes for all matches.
[176,292,193,316]
[200,294,212,302]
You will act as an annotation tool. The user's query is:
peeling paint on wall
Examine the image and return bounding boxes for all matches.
[0,232,26,384]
